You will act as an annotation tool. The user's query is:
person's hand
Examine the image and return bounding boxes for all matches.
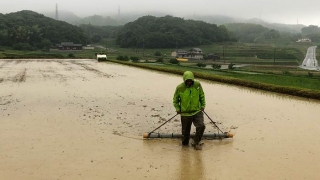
[176,110,181,114]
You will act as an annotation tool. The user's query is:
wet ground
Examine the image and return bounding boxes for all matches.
[1,59,320,180]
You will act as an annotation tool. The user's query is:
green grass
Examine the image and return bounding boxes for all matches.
[106,59,320,100]
[153,63,320,91]
[220,73,320,91]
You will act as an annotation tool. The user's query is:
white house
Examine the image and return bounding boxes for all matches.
[171,48,203,60]
[83,45,95,50]
[296,38,312,42]
[171,49,188,58]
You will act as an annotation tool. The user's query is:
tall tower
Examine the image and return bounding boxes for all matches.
[118,5,121,19]
[55,3,59,20]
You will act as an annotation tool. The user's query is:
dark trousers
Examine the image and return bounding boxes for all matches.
[181,111,205,145]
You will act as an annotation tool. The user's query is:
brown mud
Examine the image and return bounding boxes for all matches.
[0,59,319,180]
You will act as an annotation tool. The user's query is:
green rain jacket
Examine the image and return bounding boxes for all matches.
[173,71,206,116]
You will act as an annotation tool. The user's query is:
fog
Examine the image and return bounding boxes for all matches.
[1,0,320,26]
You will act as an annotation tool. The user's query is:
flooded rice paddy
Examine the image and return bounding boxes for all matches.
[0,59,320,180]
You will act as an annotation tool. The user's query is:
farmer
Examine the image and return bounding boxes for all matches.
[173,71,206,150]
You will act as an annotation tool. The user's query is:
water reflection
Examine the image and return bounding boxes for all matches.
[176,147,205,180]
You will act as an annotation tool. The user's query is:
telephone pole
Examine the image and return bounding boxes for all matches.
[55,3,59,20]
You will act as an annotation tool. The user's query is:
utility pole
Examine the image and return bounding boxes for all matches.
[55,3,58,20]
[222,45,226,63]
[143,38,145,57]
[273,48,276,66]
[222,45,225,60]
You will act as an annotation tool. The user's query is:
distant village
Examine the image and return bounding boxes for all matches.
[51,42,222,61]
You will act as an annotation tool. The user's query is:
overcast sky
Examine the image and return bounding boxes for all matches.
[1,0,320,26]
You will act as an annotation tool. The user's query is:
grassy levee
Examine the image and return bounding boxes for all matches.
[0,49,98,59]
[106,59,320,100]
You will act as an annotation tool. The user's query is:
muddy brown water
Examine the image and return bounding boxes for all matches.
[0,59,320,180]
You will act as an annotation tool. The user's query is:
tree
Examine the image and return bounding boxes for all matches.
[169,58,180,64]
[154,51,162,56]
[0,10,87,50]
[116,15,230,48]
[211,64,221,69]
[228,63,235,70]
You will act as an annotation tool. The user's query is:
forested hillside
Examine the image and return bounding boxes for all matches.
[225,23,281,43]
[0,10,87,50]
[301,25,320,42]
[2,10,317,51]
[116,15,232,48]
[75,15,119,26]
[79,24,121,44]
[244,18,305,34]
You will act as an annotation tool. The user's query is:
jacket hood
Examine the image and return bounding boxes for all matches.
[183,71,194,82]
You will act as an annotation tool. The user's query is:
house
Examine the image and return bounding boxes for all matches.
[296,38,312,42]
[171,49,188,58]
[83,45,95,50]
[171,48,203,60]
[207,53,220,61]
[56,42,83,50]
[188,48,203,60]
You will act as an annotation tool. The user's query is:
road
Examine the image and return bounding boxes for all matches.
[300,46,319,70]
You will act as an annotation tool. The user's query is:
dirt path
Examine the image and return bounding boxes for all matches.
[0,59,319,180]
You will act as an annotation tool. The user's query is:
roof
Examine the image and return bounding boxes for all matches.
[61,42,74,45]
[59,42,82,47]
[191,48,202,51]
[176,49,188,53]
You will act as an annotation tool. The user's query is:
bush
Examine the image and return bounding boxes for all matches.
[154,51,162,56]
[116,55,124,60]
[123,55,129,61]
[116,55,130,61]
[13,43,35,51]
[308,71,314,77]
[68,53,75,58]
[212,64,221,69]
[130,56,139,62]
[196,63,207,68]
[282,70,291,75]
[169,59,180,64]
[228,63,235,70]
[156,57,164,63]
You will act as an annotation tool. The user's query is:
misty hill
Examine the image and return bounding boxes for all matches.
[188,16,304,34]
[115,15,231,48]
[301,25,320,42]
[187,14,237,25]
[0,10,87,50]
[224,23,281,43]
[79,24,121,44]
[42,10,81,24]
[74,15,119,26]
[244,18,305,34]
[42,9,306,35]
[42,10,170,26]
